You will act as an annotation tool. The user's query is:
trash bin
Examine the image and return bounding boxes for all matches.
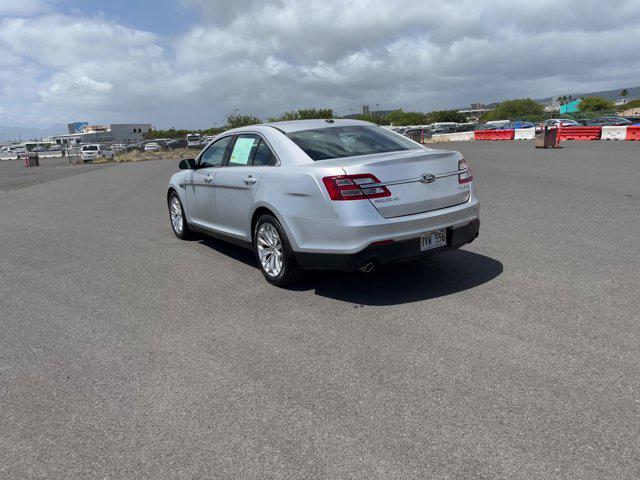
[20,152,40,167]
[535,126,560,148]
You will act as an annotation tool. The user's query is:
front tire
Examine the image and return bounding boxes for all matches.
[254,214,303,287]
[168,191,192,240]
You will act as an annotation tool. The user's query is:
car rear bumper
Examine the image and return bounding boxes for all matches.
[294,219,479,271]
[282,191,479,254]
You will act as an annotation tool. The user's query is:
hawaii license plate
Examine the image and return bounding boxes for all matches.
[420,229,447,252]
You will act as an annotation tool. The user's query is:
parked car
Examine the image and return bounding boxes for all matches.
[167,119,480,286]
[402,128,430,143]
[455,123,476,132]
[144,142,162,151]
[431,125,458,134]
[539,119,582,128]
[126,142,145,152]
[9,145,27,154]
[166,138,188,149]
[584,116,633,127]
[483,120,510,129]
[622,116,640,125]
[80,144,114,163]
[186,133,202,148]
[500,121,535,130]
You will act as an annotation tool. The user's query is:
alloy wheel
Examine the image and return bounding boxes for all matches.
[169,196,184,235]
[256,223,283,277]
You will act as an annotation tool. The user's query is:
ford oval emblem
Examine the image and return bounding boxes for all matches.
[419,173,436,184]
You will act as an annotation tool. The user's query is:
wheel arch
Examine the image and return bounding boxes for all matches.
[249,203,294,247]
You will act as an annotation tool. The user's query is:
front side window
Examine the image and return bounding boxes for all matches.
[287,125,421,161]
[199,136,232,168]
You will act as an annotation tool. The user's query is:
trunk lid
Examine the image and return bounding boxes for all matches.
[339,149,469,218]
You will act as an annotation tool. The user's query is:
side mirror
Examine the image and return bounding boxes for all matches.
[179,158,197,170]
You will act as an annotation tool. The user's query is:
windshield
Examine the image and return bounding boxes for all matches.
[287,125,421,161]
[187,135,200,140]
[82,146,98,151]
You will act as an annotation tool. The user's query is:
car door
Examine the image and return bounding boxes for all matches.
[214,134,277,240]
[184,135,232,230]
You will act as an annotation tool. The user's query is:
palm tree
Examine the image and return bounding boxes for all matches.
[620,89,629,102]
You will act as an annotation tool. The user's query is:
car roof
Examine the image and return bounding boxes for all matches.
[260,118,376,133]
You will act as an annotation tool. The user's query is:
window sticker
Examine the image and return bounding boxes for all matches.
[229,137,256,165]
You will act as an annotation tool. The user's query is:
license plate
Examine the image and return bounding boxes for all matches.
[420,229,447,252]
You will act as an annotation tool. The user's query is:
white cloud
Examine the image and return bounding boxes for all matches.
[0,0,49,16]
[1,0,640,128]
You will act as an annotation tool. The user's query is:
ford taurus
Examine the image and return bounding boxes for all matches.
[167,119,479,286]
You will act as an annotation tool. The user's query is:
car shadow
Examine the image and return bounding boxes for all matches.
[303,250,503,305]
[198,237,503,306]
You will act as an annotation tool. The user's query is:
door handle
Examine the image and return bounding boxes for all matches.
[203,175,212,183]
[243,176,256,185]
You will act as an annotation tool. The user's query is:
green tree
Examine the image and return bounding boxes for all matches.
[225,113,262,129]
[620,89,629,100]
[297,108,333,120]
[384,110,431,126]
[268,110,300,122]
[356,114,387,125]
[579,96,615,112]
[428,110,467,124]
[269,108,334,122]
[481,98,545,122]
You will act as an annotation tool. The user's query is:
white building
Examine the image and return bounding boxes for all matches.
[53,123,153,145]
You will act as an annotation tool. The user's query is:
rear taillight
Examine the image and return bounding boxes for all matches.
[458,159,473,184]
[322,174,391,201]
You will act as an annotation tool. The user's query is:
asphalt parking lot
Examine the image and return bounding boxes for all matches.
[0,156,112,193]
[1,141,639,479]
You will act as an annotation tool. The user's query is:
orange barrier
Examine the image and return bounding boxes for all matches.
[474,129,515,141]
[625,126,640,141]
[558,126,601,141]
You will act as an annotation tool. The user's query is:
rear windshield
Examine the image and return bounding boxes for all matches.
[286,125,421,161]
[82,145,98,151]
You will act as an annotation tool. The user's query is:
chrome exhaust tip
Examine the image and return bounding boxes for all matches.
[358,262,376,273]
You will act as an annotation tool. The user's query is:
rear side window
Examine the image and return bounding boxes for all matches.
[252,140,276,166]
[287,125,420,161]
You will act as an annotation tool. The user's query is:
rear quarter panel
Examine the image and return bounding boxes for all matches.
[252,167,339,219]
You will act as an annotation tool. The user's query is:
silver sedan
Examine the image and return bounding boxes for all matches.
[167,119,479,286]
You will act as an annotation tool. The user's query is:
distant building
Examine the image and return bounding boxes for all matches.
[362,105,370,116]
[621,106,640,116]
[458,103,491,122]
[559,99,581,114]
[67,122,89,134]
[53,123,153,145]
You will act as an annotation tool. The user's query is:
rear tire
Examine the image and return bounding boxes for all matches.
[168,191,192,240]
[254,214,303,287]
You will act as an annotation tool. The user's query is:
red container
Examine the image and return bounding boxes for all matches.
[625,126,640,141]
[474,129,515,141]
[558,126,601,141]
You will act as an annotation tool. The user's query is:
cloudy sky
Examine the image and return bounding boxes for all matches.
[1,0,639,129]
